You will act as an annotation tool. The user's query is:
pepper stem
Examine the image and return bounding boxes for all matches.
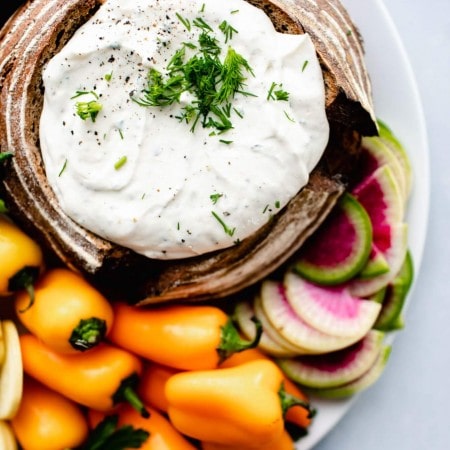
[217,316,263,364]
[69,317,107,351]
[113,373,150,418]
[278,382,316,419]
[9,266,40,313]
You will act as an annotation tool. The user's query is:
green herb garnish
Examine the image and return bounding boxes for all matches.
[275,200,281,208]
[210,193,223,204]
[211,211,235,236]
[135,17,254,135]
[219,139,233,145]
[176,13,191,31]
[114,156,127,170]
[58,159,68,177]
[118,128,124,139]
[219,20,238,43]
[301,60,309,72]
[72,91,102,122]
[0,199,7,213]
[0,152,13,163]
[267,82,289,101]
[284,111,295,122]
[105,72,113,82]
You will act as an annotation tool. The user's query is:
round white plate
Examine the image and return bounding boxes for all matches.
[296,0,430,448]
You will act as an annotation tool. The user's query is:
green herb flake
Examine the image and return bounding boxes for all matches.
[118,128,124,140]
[74,91,103,122]
[210,193,223,204]
[211,211,235,237]
[219,20,238,43]
[58,159,68,177]
[284,111,295,122]
[71,90,99,100]
[231,9,240,14]
[262,204,269,214]
[275,200,281,208]
[200,3,205,12]
[177,222,180,230]
[219,139,233,145]
[267,82,289,101]
[104,72,113,82]
[176,13,191,31]
[193,17,213,32]
[114,156,127,170]
[347,29,352,36]
[301,60,309,72]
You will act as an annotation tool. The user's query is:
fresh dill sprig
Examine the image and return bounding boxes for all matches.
[135,16,254,134]
[75,100,103,122]
[176,13,191,31]
[114,156,127,170]
[58,159,68,177]
[211,211,236,237]
[219,20,238,43]
[267,82,290,101]
[210,193,223,204]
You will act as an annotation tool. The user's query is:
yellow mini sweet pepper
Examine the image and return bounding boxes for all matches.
[165,359,313,448]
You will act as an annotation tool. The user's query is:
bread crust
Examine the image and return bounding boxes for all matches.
[0,0,376,303]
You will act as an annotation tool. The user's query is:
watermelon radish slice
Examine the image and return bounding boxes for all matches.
[358,244,390,279]
[260,281,362,354]
[253,295,312,355]
[348,223,408,297]
[293,193,372,285]
[374,251,414,331]
[357,136,408,202]
[234,300,299,357]
[277,330,385,389]
[308,345,392,398]
[284,272,381,339]
[352,165,404,241]
[378,119,412,198]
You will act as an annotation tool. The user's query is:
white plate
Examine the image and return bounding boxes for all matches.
[297,0,430,448]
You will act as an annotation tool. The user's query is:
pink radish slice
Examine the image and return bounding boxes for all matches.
[293,193,372,285]
[277,330,384,389]
[284,272,381,338]
[348,223,408,297]
[352,165,404,250]
[309,346,392,398]
[234,300,299,357]
[260,281,359,354]
[253,295,311,355]
[357,136,407,201]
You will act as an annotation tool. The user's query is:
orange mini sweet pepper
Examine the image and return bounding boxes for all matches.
[20,334,148,416]
[15,268,114,354]
[11,376,89,450]
[165,359,313,448]
[108,302,262,370]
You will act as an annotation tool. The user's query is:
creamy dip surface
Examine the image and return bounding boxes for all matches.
[40,0,329,259]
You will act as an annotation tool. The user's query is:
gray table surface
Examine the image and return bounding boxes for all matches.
[315,0,450,449]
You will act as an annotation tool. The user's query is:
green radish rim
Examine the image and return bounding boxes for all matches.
[374,250,414,331]
[358,245,390,279]
[293,193,373,286]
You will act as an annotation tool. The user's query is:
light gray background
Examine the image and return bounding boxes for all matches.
[316,0,450,449]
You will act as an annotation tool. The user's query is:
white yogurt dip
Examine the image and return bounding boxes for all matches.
[40,0,329,259]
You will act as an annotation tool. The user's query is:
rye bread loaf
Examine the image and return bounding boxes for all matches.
[0,0,376,303]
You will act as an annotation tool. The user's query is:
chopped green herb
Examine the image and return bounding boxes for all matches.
[104,72,113,82]
[58,159,68,177]
[71,90,99,100]
[231,9,239,14]
[136,19,254,135]
[193,17,213,32]
[347,29,352,36]
[75,100,103,122]
[177,222,180,230]
[114,156,127,170]
[211,211,235,237]
[267,82,289,101]
[262,204,269,214]
[118,128,124,139]
[301,60,309,72]
[200,3,205,12]
[284,111,295,122]
[219,139,233,145]
[210,193,223,204]
[176,13,191,31]
[219,20,238,43]
[275,200,281,208]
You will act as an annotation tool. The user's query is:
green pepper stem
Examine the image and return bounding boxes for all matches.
[217,316,263,364]
[278,382,316,419]
[10,266,40,313]
[113,373,150,418]
[69,317,107,351]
